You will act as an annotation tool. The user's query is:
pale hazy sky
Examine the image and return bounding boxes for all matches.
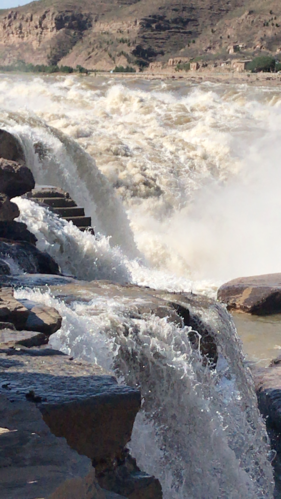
[1,0,32,8]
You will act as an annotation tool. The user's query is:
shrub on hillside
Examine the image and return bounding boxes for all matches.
[76,65,89,74]
[175,63,190,72]
[248,56,276,72]
[113,65,136,73]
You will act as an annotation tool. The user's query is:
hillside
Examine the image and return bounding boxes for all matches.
[1,0,281,70]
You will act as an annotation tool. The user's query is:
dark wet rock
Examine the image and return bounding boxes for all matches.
[252,363,281,498]
[0,240,60,274]
[0,272,76,289]
[148,289,219,364]
[0,345,141,465]
[254,364,281,431]
[0,157,35,198]
[218,273,281,315]
[0,193,19,221]
[0,395,106,499]
[0,258,10,275]
[96,450,162,499]
[18,298,62,335]
[0,321,15,330]
[0,129,25,164]
[0,221,37,244]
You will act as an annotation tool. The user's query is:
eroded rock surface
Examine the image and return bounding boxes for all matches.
[218,273,281,315]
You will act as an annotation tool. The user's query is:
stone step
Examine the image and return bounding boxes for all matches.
[28,187,68,198]
[65,216,92,228]
[52,206,85,217]
[26,187,93,234]
[33,197,77,208]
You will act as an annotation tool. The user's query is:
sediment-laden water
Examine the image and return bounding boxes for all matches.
[1,72,280,497]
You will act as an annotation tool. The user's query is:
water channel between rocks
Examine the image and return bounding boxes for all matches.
[233,312,281,367]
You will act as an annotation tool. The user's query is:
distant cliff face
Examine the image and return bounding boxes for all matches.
[1,0,281,70]
[0,8,93,65]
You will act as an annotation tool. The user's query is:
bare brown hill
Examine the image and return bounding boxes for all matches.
[1,0,281,70]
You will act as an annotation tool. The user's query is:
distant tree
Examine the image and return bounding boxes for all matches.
[248,56,276,72]
[113,65,136,73]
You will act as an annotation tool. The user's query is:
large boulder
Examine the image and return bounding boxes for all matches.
[0,288,62,335]
[0,395,106,499]
[0,129,25,164]
[0,221,37,244]
[0,240,60,274]
[217,273,281,315]
[18,298,62,336]
[0,287,30,329]
[0,158,35,198]
[0,193,19,221]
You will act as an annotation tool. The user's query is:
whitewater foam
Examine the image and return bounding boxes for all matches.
[2,74,281,283]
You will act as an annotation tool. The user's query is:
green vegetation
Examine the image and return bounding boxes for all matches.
[175,62,190,72]
[117,38,130,44]
[76,65,89,74]
[248,56,276,72]
[113,65,136,73]
[0,61,85,74]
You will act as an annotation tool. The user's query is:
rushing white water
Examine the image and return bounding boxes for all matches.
[14,285,274,498]
[0,73,279,497]
[1,74,281,282]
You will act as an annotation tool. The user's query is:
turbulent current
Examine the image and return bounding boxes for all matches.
[0,72,280,497]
